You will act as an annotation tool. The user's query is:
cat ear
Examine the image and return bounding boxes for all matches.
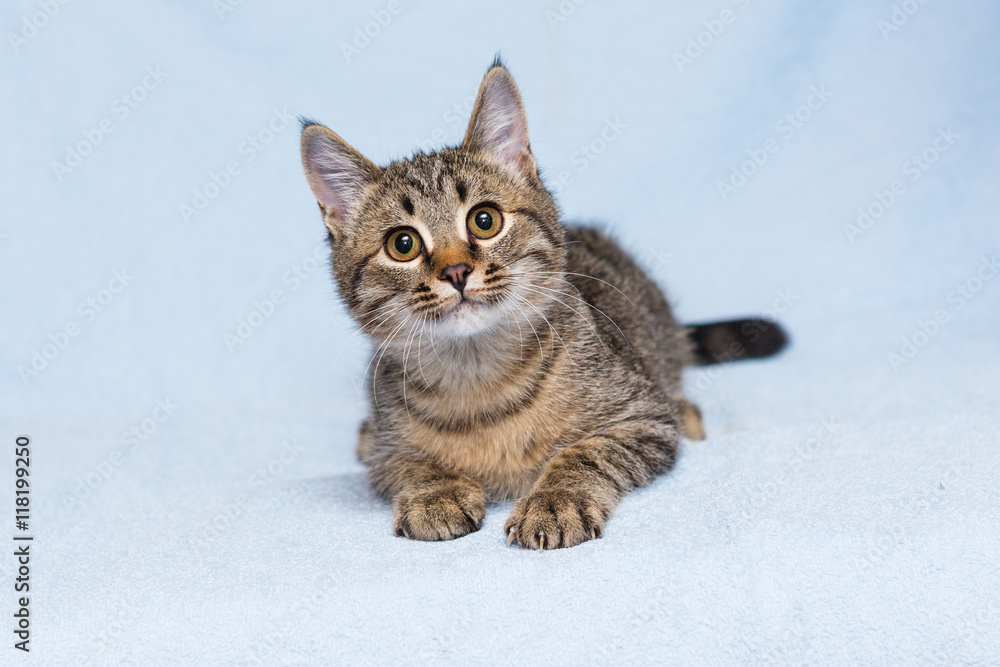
[300,122,381,236]
[461,61,537,180]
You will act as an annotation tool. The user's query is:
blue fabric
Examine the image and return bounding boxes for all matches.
[3,0,999,664]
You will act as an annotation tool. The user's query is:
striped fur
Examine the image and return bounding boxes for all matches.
[300,61,784,549]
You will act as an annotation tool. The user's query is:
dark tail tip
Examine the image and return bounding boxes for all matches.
[687,318,789,366]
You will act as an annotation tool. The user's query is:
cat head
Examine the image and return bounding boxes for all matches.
[300,61,566,344]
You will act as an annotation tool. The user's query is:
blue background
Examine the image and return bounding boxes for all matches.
[2,0,999,663]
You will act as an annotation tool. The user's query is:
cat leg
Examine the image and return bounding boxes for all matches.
[679,400,706,441]
[355,420,372,461]
[504,417,679,549]
[368,450,486,541]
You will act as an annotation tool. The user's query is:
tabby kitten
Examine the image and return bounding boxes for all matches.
[299,59,787,549]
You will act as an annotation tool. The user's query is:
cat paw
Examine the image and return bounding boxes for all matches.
[393,479,486,541]
[680,400,706,441]
[504,487,607,550]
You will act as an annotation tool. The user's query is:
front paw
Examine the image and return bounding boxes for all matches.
[393,479,486,541]
[504,487,608,550]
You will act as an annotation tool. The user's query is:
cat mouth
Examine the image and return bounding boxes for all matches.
[450,295,481,312]
[426,291,506,337]
[441,293,494,321]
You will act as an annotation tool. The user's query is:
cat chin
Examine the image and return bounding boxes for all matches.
[427,301,507,340]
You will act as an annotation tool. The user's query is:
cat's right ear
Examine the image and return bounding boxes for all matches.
[300,122,381,237]
[462,61,537,182]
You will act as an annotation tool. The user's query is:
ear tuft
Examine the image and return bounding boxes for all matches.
[462,62,536,180]
[488,52,507,71]
[299,115,325,133]
[300,123,380,235]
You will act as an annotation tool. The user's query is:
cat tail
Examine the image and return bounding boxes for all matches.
[686,318,789,366]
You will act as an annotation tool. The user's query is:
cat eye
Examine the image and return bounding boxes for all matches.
[466,204,503,240]
[384,228,423,262]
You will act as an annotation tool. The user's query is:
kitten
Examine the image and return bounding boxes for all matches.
[299,58,787,549]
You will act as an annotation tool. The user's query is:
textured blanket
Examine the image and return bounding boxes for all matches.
[3,0,998,664]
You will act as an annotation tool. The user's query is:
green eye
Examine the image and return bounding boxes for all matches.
[467,204,503,240]
[385,228,422,262]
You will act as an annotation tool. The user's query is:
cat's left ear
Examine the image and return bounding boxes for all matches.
[300,122,381,237]
[462,61,537,181]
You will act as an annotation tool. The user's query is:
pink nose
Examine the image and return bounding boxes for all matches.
[440,263,472,292]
